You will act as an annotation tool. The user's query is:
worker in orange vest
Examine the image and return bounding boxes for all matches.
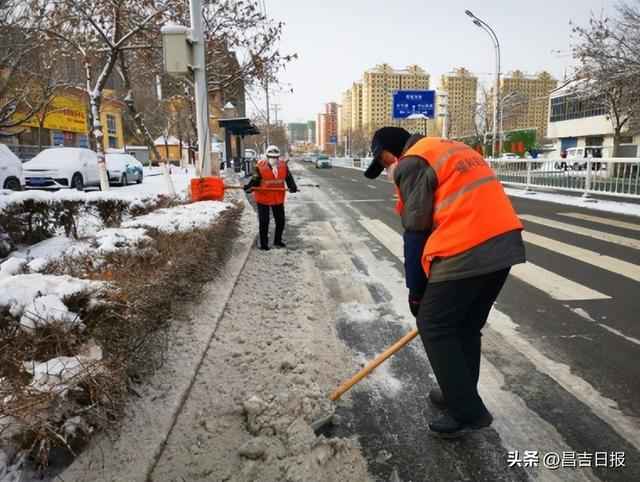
[365,127,526,438]
[244,145,298,250]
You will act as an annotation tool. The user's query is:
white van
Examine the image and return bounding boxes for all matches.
[24,147,100,190]
[0,144,23,191]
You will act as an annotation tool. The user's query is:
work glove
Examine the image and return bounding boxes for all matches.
[408,290,424,318]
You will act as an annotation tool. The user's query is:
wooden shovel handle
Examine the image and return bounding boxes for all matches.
[330,328,418,401]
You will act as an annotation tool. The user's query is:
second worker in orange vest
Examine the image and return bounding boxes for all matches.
[365,127,526,438]
[244,145,298,251]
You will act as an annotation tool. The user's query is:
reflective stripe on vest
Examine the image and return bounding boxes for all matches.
[400,137,523,276]
[254,161,288,205]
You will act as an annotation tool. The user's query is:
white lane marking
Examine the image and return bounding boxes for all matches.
[346,220,602,478]
[488,310,640,453]
[351,179,358,182]
[570,307,640,347]
[359,219,610,302]
[558,212,640,233]
[520,214,640,250]
[511,263,611,301]
[367,184,377,189]
[523,231,640,282]
[358,219,404,259]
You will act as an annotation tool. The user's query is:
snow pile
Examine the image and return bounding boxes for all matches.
[94,228,151,254]
[10,236,86,273]
[123,201,232,233]
[0,257,26,279]
[336,302,380,324]
[19,294,83,333]
[23,342,103,395]
[0,274,99,330]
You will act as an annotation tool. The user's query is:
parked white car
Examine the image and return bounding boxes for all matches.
[106,153,144,185]
[0,144,23,191]
[23,147,100,190]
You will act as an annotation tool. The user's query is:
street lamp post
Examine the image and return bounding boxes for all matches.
[465,10,500,157]
[499,92,519,152]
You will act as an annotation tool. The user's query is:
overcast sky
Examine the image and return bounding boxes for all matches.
[248,0,614,124]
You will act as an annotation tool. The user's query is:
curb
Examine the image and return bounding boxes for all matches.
[59,194,258,482]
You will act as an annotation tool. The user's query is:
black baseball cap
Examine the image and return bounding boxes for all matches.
[364,127,412,179]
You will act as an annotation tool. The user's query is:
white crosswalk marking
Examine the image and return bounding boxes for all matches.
[359,219,611,301]
[520,214,640,250]
[510,263,610,301]
[558,212,640,232]
[358,219,404,259]
[523,231,640,282]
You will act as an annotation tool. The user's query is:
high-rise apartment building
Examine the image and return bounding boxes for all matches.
[351,82,363,132]
[500,70,557,140]
[307,120,316,144]
[440,68,478,138]
[340,89,352,138]
[361,64,430,135]
[316,102,338,153]
[287,122,308,144]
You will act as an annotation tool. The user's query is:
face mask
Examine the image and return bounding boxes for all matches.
[268,157,277,166]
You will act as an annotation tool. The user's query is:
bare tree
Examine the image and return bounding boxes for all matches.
[0,1,58,134]
[37,0,172,189]
[572,4,640,156]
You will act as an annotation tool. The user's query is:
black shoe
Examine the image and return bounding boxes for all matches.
[273,241,286,248]
[428,411,493,439]
[428,388,447,410]
[259,245,270,251]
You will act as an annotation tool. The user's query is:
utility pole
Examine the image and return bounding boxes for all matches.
[272,104,281,126]
[264,78,270,150]
[189,0,213,175]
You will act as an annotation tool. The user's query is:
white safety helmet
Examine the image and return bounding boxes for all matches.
[265,145,280,158]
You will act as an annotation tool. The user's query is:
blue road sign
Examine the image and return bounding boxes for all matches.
[329,135,338,144]
[392,90,435,119]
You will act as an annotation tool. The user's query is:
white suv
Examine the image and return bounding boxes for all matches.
[0,144,23,191]
[24,147,100,190]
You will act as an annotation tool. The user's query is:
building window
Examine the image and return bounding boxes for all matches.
[106,114,117,136]
[550,93,606,122]
[108,136,118,149]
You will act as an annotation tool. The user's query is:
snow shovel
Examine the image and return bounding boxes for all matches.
[330,328,418,401]
[311,328,418,433]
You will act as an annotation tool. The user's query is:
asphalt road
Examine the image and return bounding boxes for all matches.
[289,162,639,482]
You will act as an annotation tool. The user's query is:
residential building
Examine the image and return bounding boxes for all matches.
[316,103,338,153]
[361,64,430,135]
[287,122,308,144]
[316,113,325,148]
[351,82,363,132]
[307,120,316,144]
[501,71,557,141]
[440,68,477,138]
[547,80,639,158]
[340,89,353,138]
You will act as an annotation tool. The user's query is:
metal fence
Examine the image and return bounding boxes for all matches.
[329,156,640,200]
[490,158,640,199]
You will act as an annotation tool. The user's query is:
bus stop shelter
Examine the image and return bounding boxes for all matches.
[218,117,260,175]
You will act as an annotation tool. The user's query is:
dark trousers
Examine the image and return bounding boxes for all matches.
[257,203,285,248]
[416,268,510,422]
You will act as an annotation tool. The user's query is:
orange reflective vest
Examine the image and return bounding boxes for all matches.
[396,138,523,276]
[253,160,288,205]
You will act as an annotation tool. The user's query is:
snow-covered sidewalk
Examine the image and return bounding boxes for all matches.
[150,228,369,482]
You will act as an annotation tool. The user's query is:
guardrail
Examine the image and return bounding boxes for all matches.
[490,158,640,199]
[329,156,640,200]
